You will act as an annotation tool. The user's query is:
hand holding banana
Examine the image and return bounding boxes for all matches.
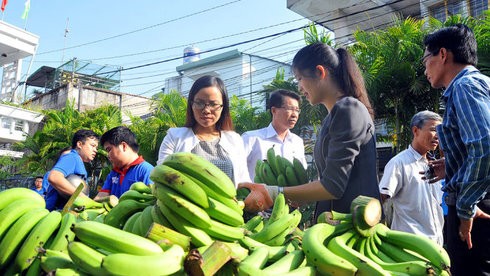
[238,182,274,213]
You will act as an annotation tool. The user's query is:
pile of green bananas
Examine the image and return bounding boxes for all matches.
[242,193,302,247]
[0,188,63,274]
[302,196,452,276]
[149,152,246,247]
[103,182,156,233]
[70,193,118,223]
[0,187,186,276]
[254,147,308,186]
[236,193,313,275]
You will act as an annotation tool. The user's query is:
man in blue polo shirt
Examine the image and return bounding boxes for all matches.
[44,129,99,211]
[94,126,153,199]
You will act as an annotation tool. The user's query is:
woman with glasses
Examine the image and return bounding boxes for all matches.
[157,75,251,185]
[239,43,381,219]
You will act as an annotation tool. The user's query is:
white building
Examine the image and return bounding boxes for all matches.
[0,20,42,159]
[0,103,43,158]
[287,0,488,44]
[165,49,293,110]
[1,20,39,103]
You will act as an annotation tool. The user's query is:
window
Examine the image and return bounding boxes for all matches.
[469,0,488,17]
[447,1,465,17]
[430,4,447,22]
[1,117,11,130]
[14,120,24,132]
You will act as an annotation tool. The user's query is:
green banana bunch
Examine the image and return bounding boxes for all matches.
[118,189,156,204]
[67,241,105,275]
[250,209,301,245]
[15,211,62,272]
[262,249,306,275]
[0,187,46,211]
[0,198,46,240]
[45,212,77,253]
[302,223,357,276]
[154,184,211,229]
[163,152,236,198]
[375,223,450,273]
[150,164,209,208]
[122,210,141,234]
[72,220,164,256]
[361,235,433,275]
[40,254,75,273]
[158,200,213,247]
[103,198,149,228]
[101,244,185,276]
[130,181,152,194]
[238,246,270,276]
[254,147,308,187]
[326,230,389,275]
[0,208,49,268]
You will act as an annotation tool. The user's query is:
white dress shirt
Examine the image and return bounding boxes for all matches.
[241,123,307,180]
[157,127,251,185]
[379,145,444,245]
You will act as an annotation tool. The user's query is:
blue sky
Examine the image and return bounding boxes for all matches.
[1,0,315,98]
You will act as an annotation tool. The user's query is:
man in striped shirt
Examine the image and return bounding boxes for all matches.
[423,24,490,275]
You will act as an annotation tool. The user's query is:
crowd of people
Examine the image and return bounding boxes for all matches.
[33,24,488,275]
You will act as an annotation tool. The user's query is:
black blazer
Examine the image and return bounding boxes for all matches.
[314,97,381,218]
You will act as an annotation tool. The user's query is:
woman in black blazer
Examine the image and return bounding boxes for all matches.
[239,43,381,219]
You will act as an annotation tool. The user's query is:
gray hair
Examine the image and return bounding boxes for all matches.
[410,110,442,129]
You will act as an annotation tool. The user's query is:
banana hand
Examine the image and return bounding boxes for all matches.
[238,183,274,213]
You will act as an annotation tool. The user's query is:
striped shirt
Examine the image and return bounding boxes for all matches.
[437,66,490,219]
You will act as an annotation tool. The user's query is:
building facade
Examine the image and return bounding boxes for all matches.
[287,0,488,44]
[165,49,293,110]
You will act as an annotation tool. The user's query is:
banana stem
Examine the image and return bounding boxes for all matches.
[184,241,232,276]
[350,196,382,237]
[146,222,191,252]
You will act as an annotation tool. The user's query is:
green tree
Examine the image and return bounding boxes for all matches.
[14,102,121,194]
[229,95,270,134]
[129,90,188,165]
[350,17,440,151]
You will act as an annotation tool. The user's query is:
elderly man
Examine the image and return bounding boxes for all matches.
[379,111,444,245]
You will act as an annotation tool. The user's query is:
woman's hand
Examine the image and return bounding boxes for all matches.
[237,183,274,213]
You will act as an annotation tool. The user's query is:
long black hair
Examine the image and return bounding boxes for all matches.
[292,43,374,118]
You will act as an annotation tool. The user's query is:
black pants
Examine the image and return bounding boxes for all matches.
[446,196,490,275]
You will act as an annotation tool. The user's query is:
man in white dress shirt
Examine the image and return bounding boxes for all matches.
[242,89,307,181]
[379,110,444,245]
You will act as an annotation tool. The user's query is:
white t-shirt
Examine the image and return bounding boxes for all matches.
[242,123,307,180]
[379,145,444,245]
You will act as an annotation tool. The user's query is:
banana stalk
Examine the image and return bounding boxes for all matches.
[146,222,191,252]
[184,241,232,276]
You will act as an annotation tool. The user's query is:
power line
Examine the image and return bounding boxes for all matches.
[93,0,406,76]
[36,0,243,56]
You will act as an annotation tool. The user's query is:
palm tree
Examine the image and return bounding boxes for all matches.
[129,90,187,165]
[350,17,440,152]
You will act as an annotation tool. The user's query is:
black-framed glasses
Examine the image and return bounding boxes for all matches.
[191,101,223,111]
[421,53,432,65]
[278,106,301,114]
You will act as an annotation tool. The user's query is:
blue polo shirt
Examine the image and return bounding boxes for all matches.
[44,149,88,211]
[100,156,153,198]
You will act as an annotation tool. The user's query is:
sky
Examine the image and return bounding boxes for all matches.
[1,0,317,99]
